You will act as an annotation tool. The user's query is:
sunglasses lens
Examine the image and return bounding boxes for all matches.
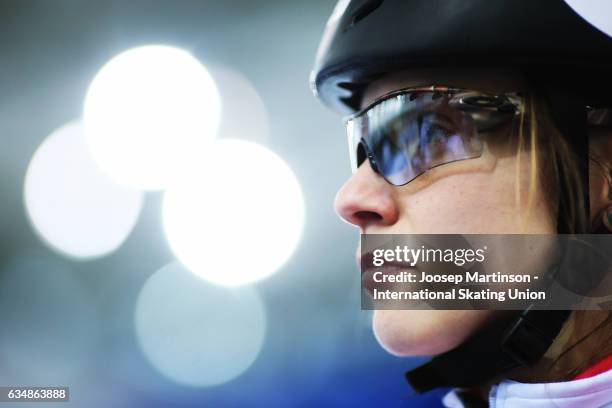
[348,92,486,185]
[356,142,368,168]
[369,111,423,185]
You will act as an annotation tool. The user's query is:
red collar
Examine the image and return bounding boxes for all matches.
[573,354,612,380]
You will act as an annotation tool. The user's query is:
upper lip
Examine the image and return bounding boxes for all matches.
[358,251,414,274]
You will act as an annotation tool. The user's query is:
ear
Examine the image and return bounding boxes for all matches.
[602,206,612,232]
[588,127,612,233]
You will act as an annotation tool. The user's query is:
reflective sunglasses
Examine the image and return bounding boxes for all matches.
[346,86,523,186]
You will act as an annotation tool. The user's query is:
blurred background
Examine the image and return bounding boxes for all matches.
[0,1,447,406]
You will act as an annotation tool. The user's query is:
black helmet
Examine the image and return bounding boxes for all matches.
[311,0,612,114]
[311,0,612,394]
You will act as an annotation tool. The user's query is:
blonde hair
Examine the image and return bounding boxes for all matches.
[515,94,588,233]
[513,94,612,379]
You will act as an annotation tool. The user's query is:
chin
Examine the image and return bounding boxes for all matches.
[372,309,491,356]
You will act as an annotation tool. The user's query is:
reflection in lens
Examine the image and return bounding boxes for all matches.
[359,93,484,185]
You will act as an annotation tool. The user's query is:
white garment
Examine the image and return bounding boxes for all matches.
[442,369,612,407]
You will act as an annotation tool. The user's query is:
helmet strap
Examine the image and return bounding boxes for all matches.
[405,309,570,393]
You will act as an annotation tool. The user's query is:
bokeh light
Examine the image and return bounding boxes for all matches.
[0,254,99,384]
[24,121,143,259]
[162,139,305,286]
[0,2,442,406]
[135,262,266,387]
[83,45,221,190]
[208,64,270,143]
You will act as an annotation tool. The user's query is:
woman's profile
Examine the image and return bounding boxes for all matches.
[311,1,612,406]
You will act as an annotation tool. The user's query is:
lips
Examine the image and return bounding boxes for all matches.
[358,251,377,294]
[362,265,411,294]
[359,250,418,274]
[359,250,417,294]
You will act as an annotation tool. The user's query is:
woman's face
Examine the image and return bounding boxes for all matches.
[334,69,557,356]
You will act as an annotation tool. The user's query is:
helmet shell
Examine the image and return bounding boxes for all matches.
[311,0,612,114]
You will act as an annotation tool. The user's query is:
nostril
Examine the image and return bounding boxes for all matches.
[354,210,383,223]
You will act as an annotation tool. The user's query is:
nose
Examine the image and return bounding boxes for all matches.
[334,162,400,232]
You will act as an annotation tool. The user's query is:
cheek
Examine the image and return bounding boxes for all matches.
[369,154,555,356]
[358,80,582,361]
[406,173,514,233]
[394,155,555,234]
